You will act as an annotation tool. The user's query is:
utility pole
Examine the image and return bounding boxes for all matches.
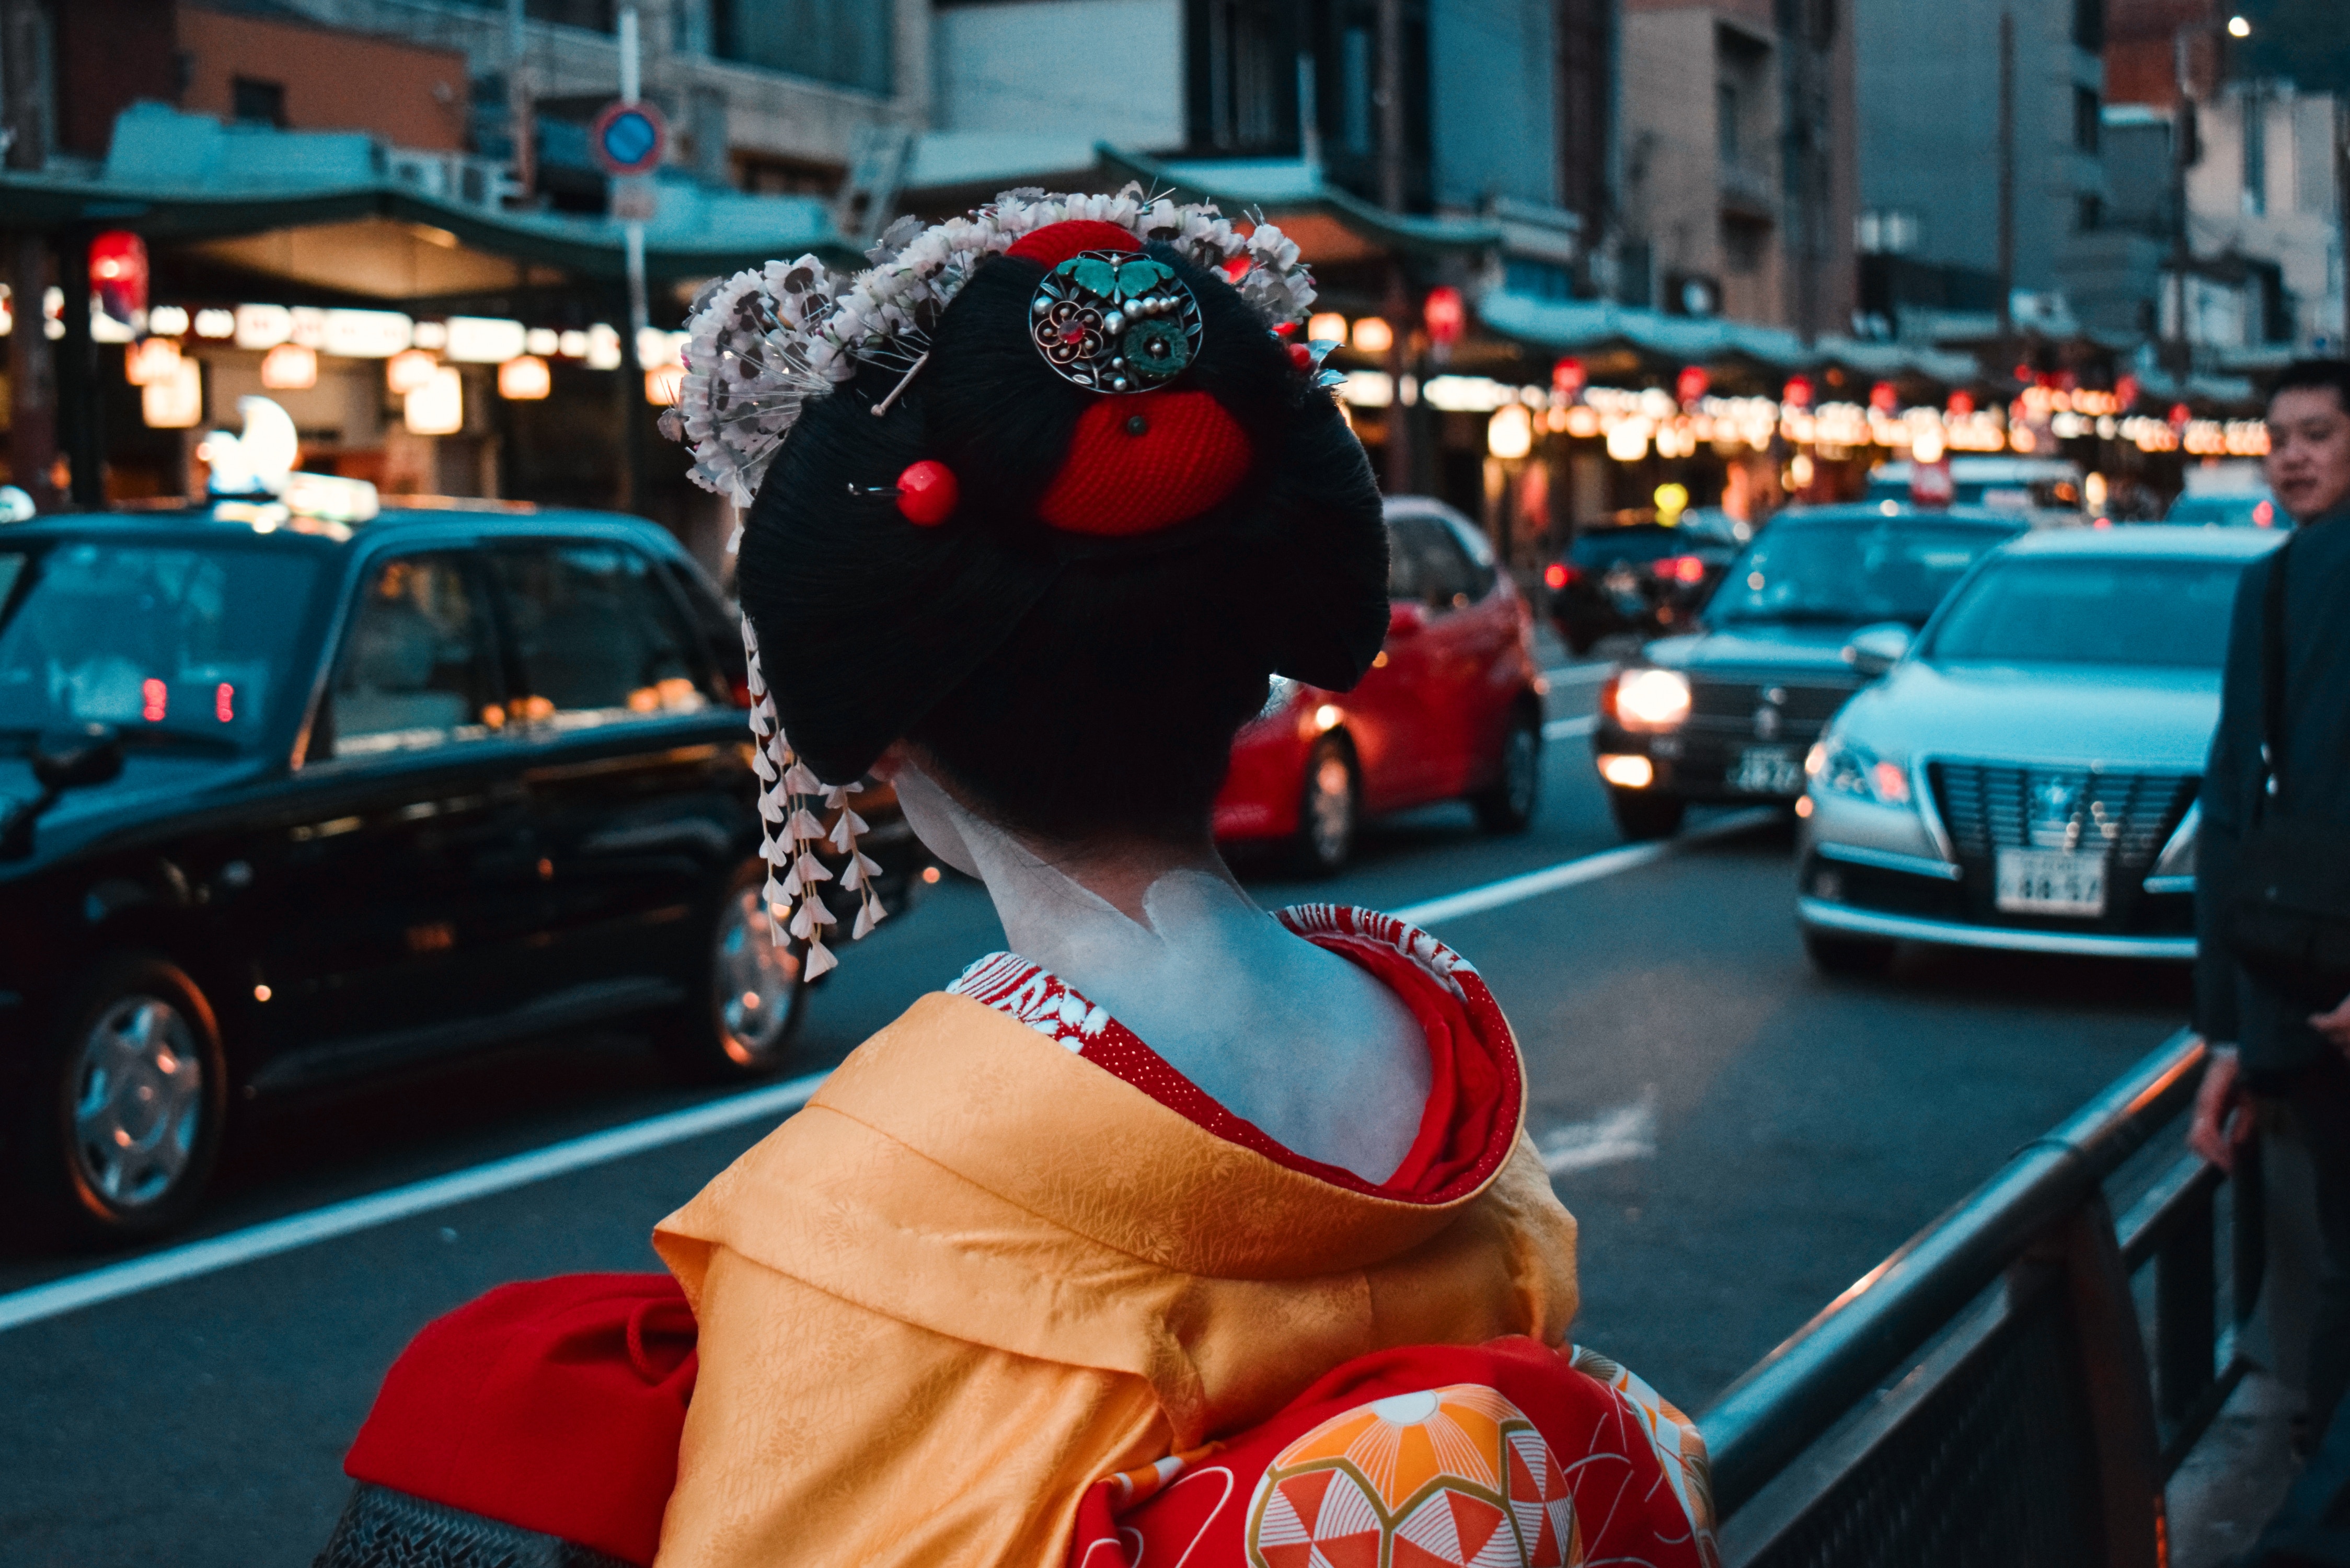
[1996,10,2015,372]
[1,0,57,511]
[506,0,535,202]
[2168,26,2196,384]
[1376,0,1415,497]
[615,2,647,514]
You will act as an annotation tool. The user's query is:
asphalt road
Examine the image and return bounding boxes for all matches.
[0,649,2194,1565]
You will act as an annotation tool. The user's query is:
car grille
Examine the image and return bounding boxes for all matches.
[1928,762,2196,871]
[1686,677,1858,741]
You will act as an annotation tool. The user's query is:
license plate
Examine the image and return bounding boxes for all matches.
[1995,848,2106,916]
[1731,746,1804,794]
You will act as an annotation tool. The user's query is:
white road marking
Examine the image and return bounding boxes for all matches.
[1543,663,1615,686]
[0,1069,830,1334]
[1391,808,1779,928]
[1542,715,1597,741]
[0,807,1779,1333]
[1537,1092,1660,1175]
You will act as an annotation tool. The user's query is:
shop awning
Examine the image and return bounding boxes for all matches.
[0,103,846,290]
[1476,289,1985,386]
[1096,148,1503,262]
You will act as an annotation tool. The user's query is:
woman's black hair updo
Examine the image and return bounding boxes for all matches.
[733,237,1388,847]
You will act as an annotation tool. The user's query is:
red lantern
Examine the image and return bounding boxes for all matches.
[1946,390,1976,418]
[2168,402,2193,429]
[89,231,149,326]
[1869,381,1899,416]
[1675,365,1710,407]
[1551,356,1587,399]
[1423,286,1467,348]
[2115,374,2139,410]
[1782,375,1814,409]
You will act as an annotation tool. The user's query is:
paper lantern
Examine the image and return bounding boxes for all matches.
[498,355,552,400]
[405,367,464,435]
[260,343,318,390]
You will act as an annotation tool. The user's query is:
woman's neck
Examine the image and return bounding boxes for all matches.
[889,763,1429,1180]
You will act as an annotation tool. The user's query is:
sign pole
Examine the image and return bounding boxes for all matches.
[617,3,647,511]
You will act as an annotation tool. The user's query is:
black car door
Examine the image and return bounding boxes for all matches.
[239,547,546,1089]
[485,538,749,1010]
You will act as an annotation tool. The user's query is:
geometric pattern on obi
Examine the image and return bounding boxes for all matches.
[1246,1385,1576,1568]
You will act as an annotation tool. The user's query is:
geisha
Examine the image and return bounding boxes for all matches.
[318,189,1718,1568]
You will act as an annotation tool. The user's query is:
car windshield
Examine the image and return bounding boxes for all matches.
[0,539,321,747]
[1571,526,1706,566]
[2165,494,2277,527]
[1925,556,2245,668]
[1707,521,2007,626]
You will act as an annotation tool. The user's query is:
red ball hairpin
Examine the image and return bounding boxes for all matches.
[848,459,959,526]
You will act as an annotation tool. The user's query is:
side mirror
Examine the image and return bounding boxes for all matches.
[32,725,124,792]
[1387,601,1429,640]
[1842,622,1915,677]
[2,725,122,859]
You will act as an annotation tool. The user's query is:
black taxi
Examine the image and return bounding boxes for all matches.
[0,498,913,1241]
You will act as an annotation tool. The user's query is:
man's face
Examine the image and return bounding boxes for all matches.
[2265,386,2350,523]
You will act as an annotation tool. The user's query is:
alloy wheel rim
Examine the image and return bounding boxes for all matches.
[71,996,204,1211]
[1308,752,1355,863]
[715,886,802,1066]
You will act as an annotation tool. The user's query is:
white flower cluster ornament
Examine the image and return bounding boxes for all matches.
[740,616,883,977]
[663,183,1317,508]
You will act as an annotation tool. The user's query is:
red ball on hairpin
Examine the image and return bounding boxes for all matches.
[894,459,958,526]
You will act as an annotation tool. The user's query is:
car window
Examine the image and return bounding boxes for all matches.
[322,554,504,759]
[1926,557,2244,668]
[0,539,320,749]
[1435,513,1500,601]
[1708,522,2010,627]
[1388,514,1479,609]
[490,544,711,731]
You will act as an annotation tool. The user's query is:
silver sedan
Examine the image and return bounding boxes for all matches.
[1793,525,2284,974]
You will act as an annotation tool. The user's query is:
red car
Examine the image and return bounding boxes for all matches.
[1215,498,1546,871]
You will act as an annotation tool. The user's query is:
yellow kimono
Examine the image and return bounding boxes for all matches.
[651,907,1579,1567]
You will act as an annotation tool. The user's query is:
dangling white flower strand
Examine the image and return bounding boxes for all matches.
[739,613,888,978]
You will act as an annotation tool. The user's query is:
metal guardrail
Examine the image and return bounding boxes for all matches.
[1698,1030,2262,1567]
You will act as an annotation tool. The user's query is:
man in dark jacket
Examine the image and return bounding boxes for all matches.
[2189,356,2350,1446]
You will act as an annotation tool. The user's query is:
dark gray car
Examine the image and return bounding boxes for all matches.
[1588,504,2030,839]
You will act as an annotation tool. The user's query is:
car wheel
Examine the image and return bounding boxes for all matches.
[1291,734,1361,875]
[1607,786,1686,841]
[1472,708,1542,834]
[1803,928,1897,978]
[655,862,811,1082]
[18,955,229,1243]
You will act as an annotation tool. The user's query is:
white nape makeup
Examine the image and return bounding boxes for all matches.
[880,752,1430,1182]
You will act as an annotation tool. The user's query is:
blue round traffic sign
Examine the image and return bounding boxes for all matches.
[591,100,667,177]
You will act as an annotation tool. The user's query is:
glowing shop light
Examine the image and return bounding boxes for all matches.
[1350,316,1395,355]
[1306,311,1348,344]
[142,358,203,429]
[498,354,552,400]
[385,349,439,396]
[405,367,465,435]
[1486,403,1533,460]
[321,309,414,359]
[644,364,685,405]
[444,316,527,364]
[125,337,181,386]
[260,343,318,390]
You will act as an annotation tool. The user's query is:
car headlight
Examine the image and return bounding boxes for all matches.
[1610,667,1691,732]
[1805,734,1913,805]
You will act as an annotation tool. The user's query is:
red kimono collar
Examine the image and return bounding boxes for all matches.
[947,904,1524,1205]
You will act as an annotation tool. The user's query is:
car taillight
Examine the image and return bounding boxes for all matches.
[1652,555,1707,584]
[1543,561,1575,590]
